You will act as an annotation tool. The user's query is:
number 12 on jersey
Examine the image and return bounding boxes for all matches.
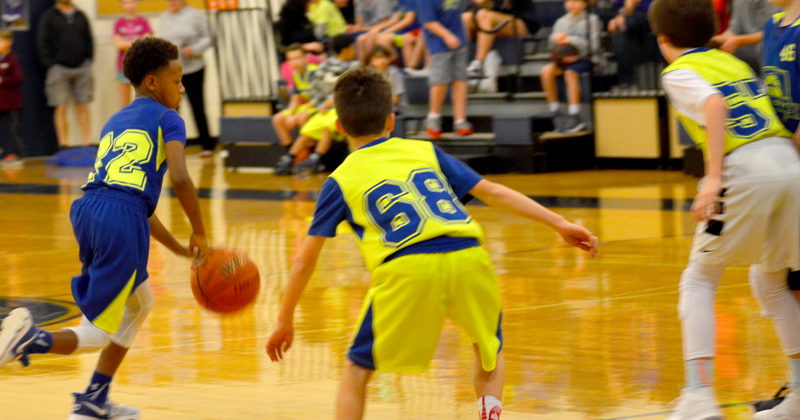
[364,169,471,248]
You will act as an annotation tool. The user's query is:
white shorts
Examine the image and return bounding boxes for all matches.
[690,137,800,273]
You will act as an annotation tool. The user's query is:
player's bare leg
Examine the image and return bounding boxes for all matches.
[336,362,373,420]
[272,113,294,147]
[474,345,504,419]
[452,81,473,136]
[425,84,447,139]
[54,105,68,148]
[96,342,129,376]
[77,104,92,146]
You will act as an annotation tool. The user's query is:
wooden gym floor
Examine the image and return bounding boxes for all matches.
[0,151,789,420]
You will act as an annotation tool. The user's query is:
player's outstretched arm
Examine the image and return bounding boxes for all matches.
[469,179,598,256]
[165,141,209,261]
[149,214,190,257]
[267,235,327,362]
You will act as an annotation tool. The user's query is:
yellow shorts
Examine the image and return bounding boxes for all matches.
[393,34,404,48]
[279,102,317,117]
[299,109,344,141]
[348,246,503,373]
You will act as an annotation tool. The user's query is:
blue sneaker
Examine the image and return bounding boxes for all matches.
[0,307,36,367]
[67,392,140,420]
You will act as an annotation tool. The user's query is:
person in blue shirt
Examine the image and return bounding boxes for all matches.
[0,37,208,420]
[416,0,474,139]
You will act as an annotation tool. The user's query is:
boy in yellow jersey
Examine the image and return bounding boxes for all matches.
[0,37,208,420]
[272,43,319,148]
[649,0,800,419]
[266,66,598,420]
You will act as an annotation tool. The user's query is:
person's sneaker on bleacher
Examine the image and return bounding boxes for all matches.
[67,392,141,420]
[455,120,474,136]
[558,115,587,133]
[273,154,294,176]
[753,385,790,413]
[466,59,483,77]
[425,116,443,140]
[0,307,36,368]
[293,152,323,174]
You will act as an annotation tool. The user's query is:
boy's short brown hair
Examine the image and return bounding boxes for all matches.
[334,67,393,138]
[648,0,717,48]
[284,43,305,57]
[0,29,12,40]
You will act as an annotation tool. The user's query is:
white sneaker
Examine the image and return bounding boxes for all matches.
[0,307,35,367]
[466,59,483,77]
[666,388,723,420]
[754,389,800,420]
[404,67,429,77]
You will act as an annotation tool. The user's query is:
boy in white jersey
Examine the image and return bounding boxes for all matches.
[649,0,800,418]
[265,66,598,420]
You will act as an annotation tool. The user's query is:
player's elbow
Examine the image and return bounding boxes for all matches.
[170,173,193,190]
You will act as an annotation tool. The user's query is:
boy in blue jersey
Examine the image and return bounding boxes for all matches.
[0,37,208,420]
[650,0,800,419]
[416,0,474,139]
[265,66,598,420]
[755,0,800,415]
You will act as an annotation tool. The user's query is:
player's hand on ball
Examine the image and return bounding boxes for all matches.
[691,175,722,222]
[266,321,294,362]
[556,220,598,257]
[189,233,209,263]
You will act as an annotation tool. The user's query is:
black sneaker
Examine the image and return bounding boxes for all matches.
[558,115,587,133]
[274,154,294,176]
[293,152,322,174]
[753,385,790,412]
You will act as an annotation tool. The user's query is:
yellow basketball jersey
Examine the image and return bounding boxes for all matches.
[663,48,791,156]
[293,63,318,100]
[329,138,485,271]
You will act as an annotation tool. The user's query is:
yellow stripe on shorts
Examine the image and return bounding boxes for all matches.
[92,270,136,334]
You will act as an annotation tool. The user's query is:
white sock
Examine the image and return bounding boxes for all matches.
[548,102,560,113]
[568,104,581,115]
[427,113,441,120]
[454,119,466,125]
[790,358,800,389]
[478,396,502,420]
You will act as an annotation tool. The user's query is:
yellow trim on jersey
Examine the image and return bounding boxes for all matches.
[92,270,136,333]
[293,63,319,99]
[774,12,786,24]
[329,138,484,271]
[156,126,167,171]
[663,48,791,156]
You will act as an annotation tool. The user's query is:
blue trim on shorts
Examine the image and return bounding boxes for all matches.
[564,59,592,74]
[383,237,479,264]
[496,312,503,353]
[348,303,376,370]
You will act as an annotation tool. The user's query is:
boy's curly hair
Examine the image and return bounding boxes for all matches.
[123,37,179,87]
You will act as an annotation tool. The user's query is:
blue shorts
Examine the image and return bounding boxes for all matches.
[70,188,150,333]
[564,59,592,74]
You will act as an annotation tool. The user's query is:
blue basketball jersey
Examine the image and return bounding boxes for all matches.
[83,97,186,216]
[764,13,800,133]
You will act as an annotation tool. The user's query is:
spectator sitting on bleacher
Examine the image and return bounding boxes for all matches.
[350,0,394,61]
[462,0,540,77]
[367,46,407,114]
[308,0,348,40]
[541,0,600,133]
[709,0,779,73]
[607,0,658,90]
[418,0,474,140]
[272,44,319,149]
[274,35,359,176]
[358,0,426,72]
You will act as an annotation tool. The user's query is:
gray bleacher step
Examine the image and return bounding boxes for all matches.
[593,89,665,99]
[405,132,495,142]
[524,52,551,62]
[539,130,593,141]
[467,92,547,101]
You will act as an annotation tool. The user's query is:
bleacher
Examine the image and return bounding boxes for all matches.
[221,0,686,174]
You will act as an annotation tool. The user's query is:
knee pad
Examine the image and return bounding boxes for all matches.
[677,262,723,320]
[750,267,800,355]
[110,282,154,348]
[67,317,111,354]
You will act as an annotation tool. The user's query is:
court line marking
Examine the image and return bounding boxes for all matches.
[599,402,752,420]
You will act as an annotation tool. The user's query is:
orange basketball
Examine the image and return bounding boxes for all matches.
[191,248,260,313]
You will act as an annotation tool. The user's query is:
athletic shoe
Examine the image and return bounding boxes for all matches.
[425,116,443,140]
[557,115,587,133]
[753,389,800,420]
[293,152,322,174]
[666,388,723,420]
[467,59,484,77]
[273,154,294,176]
[753,385,790,413]
[404,67,430,77]
[67,393,140,420]
[455,120,474,136]
[0,307,36,368]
